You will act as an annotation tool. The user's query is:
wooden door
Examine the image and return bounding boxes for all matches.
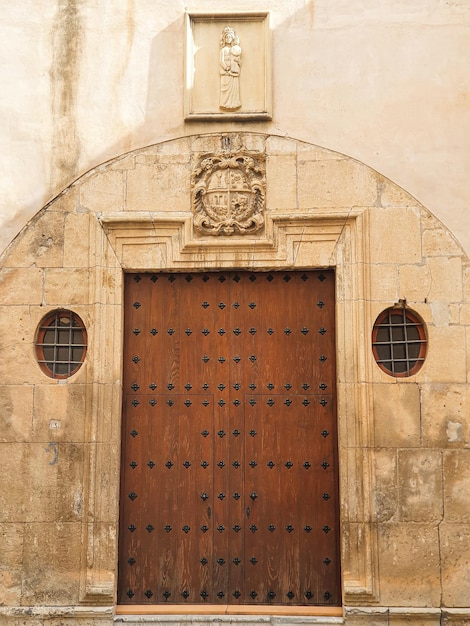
[118,271,340,606]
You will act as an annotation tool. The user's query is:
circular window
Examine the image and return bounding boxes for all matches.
[372,307,427,377]
[35,310,88,379]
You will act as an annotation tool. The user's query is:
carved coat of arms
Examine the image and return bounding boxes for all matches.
[191,137,266,235]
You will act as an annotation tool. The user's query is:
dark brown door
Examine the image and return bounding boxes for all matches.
[118,271,340,606]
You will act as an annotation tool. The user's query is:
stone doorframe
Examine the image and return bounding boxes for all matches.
[81,203,379,607]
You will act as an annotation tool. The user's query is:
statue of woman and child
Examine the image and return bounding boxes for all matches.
[219,26,242,111]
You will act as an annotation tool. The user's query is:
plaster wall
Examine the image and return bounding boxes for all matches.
[1,0,470,255]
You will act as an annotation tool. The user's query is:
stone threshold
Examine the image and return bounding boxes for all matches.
[115,615,344,626]
[1,606,469,624]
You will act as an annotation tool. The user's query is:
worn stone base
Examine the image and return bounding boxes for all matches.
[114,615,344,626]
[344,607,470,625]
[0,605,113,625]
[1,607,470,626]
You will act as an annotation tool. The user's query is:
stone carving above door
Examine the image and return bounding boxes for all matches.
[191,135,266,236]
[185,12,271,120]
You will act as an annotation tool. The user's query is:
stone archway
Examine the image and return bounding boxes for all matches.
[2,133,469,625]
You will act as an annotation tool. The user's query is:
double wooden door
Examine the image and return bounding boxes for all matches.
[118,271,340,606]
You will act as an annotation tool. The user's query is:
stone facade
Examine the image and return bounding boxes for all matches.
[0,133,469,625]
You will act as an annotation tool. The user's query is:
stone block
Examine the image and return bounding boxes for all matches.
[443,450,470,523]
[121,240,169,272]
[266,154,297,210]
[21,521,82,605]
[376,523,440,606]
[43,618,114,626]
[398,449,443,522]
[373,383,421,447]
[423,227,464,257]
[378,177,421,208]
[43,268,91,306]
[336,383,360,448]
[297,158,378,209]
[109,153,136,171]
[63,212,92,268]
[0,384,34,442]
[0,441,84,524]
[241,134,266,153]
[190,134,221,154]
[266,135,297,155]
[335,301,357,384]
[88,306,124,384]
[88,443,121,524]
[293,239,338,268]
[126,162,191,212]
[341,521,378,602]
[0,307,46,385]
[21,443,61,523]
[398,263,431,303]
[156,137,191,159]
[54,443,85,522]
[369,207,422,264]
[297,142,342,161]
[340,448,372,522]
[429,300,450,327]
[82,521,118,593]
[426,256,463,302]
[459,303,470,325]
[88,383,122,444]
[0,523,23,605]
[2,210,65,268]
[343,610,388,626]
[345,608,441,626]
[420,383,469,448]
[373,448,398,523]
[423,326,467,383]
[369,263,398,301]
[80,170,125,214]
[0,267,43,305]
[32,383,88,443]
[440,523,470,607]
[0,444,27,522]
[449,303,460,324]
[463,262,470,303]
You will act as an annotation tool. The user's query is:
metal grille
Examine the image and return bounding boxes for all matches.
[372,307,426,377]
[36,310,87,378]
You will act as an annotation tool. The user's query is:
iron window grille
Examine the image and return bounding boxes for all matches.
[372,306,427,377]
[35,310,87,379]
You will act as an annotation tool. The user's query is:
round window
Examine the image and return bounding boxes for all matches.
[35,310,88,379]
[372,307,427,377]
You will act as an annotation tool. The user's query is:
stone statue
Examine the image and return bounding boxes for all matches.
[219,27,241,111]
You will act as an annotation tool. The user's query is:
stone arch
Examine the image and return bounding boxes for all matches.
[1,133,468,622]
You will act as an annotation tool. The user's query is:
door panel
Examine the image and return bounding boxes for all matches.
[118,271,340,606]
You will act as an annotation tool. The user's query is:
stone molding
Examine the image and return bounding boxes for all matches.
[98,207,379,603]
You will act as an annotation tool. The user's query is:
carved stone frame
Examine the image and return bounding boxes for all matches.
[185,12,272,121]
[79,208,380,608]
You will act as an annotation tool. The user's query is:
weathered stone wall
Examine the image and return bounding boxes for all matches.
[0,133,469,625]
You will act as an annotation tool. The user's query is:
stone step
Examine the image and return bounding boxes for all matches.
[114,615,344,626]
